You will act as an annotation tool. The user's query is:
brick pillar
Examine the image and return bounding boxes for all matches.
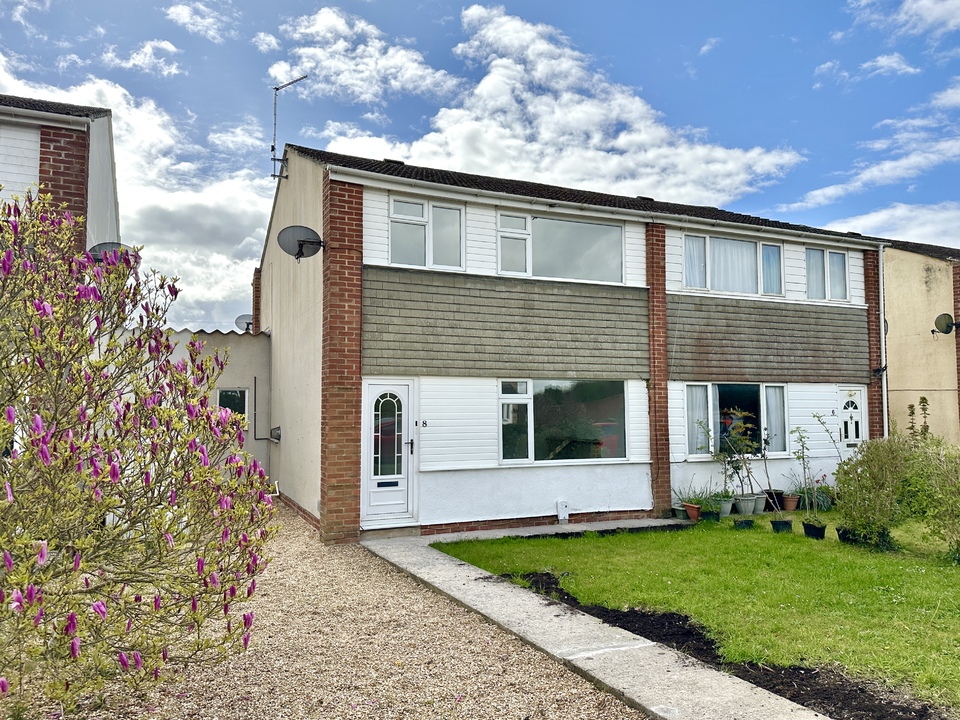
[646,223,672,515]
[251,267,262,335]
[953,264,960,435]
[320,174,364,543]
[863,249,884,439]
[39,126,89,253]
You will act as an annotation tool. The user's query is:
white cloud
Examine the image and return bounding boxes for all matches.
[252,31,280,53]
[56,54,89,72]
[3,0,49,31]
[207,116,265,154]
[164,2,237,44]
[932,77,960,106]
[102,40,183,77]
[699,37,720,55]
[269,7,460,104]
[860,52,921,76]
[322,5,802,207]
[893,0,960,37]
[826,201,960,246]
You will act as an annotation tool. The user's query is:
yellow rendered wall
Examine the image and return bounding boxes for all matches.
[884,249,960,442]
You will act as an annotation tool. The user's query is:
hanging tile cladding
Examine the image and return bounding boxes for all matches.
[666,295,870,383]
[363,266,649,379]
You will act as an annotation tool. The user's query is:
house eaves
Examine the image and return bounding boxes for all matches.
[291,144,888,250]
[0,93,110,131]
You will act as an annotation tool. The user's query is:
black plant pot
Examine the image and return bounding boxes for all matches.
[803,522,826,540]
[771,519,794,534]
[701,510,720,522]
[763,489,785,511]
[733,519,754,530]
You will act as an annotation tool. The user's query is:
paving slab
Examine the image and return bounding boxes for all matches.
[362,524,831,720]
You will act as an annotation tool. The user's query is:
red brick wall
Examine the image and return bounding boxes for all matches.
[39,126,88,252]
[863,249,884,439]
[319,173,364,543]
[646,223,672,515]
[251,266,262,335]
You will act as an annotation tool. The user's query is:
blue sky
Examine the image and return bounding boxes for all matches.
[2,1,960,330]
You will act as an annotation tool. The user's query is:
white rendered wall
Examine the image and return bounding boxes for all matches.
[170,330,271,477]
[257,152,326,517]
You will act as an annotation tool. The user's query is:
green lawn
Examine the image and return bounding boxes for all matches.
[434,513,960,709]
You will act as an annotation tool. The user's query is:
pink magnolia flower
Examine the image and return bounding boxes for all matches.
[209,572,219,588]
[33,608,43,626]
[4,482,11,503]
[242,633,250,650]
[133,651,142,671]
[4,406,13,424]
[36,542,47,566]
[154,595,161,611]
[24,585,37,605]
[196,557,204,575]
[38,443,51,466]
[64,612,77,636]
[118,652,129,672]
[9,589,24,613]
[70,637,80,659]
[243,612,254,630]
[73,552,81,572]
[109,462,120,483]
[164,532,174,549]
[0,677,8,695]
[31,414,43,435]
[92,600,107,620]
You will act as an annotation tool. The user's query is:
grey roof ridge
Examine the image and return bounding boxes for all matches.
[0,93,111,120]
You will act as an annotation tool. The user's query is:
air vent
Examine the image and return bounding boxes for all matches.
[383,158,405,165]
[636,195,654,202]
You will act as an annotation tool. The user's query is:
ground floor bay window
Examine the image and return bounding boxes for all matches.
[686,383,786,456]
[500,380,626,463]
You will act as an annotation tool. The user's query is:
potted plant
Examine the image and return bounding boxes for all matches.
[792,426,826,539]
[717,409,766,515]
[760,428,793,534]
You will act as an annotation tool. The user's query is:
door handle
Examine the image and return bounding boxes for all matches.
[406,439,414,455]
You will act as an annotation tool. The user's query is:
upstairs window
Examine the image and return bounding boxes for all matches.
[684,235,782,296]
[498,213,623,283]
[806,248,847,300]
[390,197,464,270]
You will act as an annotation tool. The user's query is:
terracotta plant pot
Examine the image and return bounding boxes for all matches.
[782,494,800,512]
[681,502,701,522]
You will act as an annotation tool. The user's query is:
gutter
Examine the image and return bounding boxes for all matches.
[0,107,91,131]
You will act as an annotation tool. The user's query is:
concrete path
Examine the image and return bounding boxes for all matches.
[362,520,831,720]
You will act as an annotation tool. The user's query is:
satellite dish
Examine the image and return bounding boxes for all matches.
[235,314,254,333]
[935,313,956,335]
[277,225,324,262]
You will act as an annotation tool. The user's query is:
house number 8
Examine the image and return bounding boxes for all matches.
[421,420,428,427]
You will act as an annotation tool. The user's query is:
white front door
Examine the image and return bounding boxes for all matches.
[838,387,865,458]
[362,382,414,524]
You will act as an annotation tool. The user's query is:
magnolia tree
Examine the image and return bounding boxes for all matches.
[0,192,275,715]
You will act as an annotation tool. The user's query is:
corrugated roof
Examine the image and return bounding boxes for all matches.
[290,145,888,245]
[0,93,111,120]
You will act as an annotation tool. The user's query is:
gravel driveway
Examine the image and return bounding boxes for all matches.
[82,503,648,719]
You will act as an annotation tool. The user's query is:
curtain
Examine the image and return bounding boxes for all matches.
[806,248,825,299]
[686,385,709,454]
[764,386,786,452]
[761,244,782,295]
[711,237,758,293]
[684,235,706,288]
[829,251,847,299]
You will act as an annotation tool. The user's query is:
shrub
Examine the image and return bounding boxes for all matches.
[0,192,275,715]
[915,443,960,564]
[833,435,911,549]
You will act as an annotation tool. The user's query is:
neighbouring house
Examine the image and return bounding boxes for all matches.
[882,239,960,443]
[0,93,120,250]
[255,146,887,543]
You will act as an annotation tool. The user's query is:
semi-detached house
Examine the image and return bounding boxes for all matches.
[255,146,886,543]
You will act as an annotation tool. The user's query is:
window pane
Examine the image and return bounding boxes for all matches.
[686,385,709,454]
[501,403,529,460]
[531,218,622,282]
[684,235,706,288]
[218,389,246,415]
[829,252,847,299]
[764,386,786,452]
[715,384,761,452]
[806,248,826,299]
[501,236,527,273]
[394,200,424,218]
[761,244,782,295]
[432,206,462,267]
[500,215,527,231]
[391,221,426,266]
[533,380,625,460]
[373,393,403,477]
[501,381,527,394]
[711,237,757,293]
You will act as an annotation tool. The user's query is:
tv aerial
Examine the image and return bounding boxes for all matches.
[277,225,324,263]
[932,312,958,336]
[271,74,308,179]
[235,313,254,333]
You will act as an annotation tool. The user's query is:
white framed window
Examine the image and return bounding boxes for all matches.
[497,212,623,283]
[806,248,848,301]
[216,388,248,426]
[390,196,464,270]
[683,235,783,296]
[499,379,626,463]
[685,383,787,456]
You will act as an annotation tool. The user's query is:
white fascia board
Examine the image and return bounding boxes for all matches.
[0,107,90,131]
